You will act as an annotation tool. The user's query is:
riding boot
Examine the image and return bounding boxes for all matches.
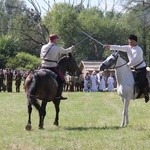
[60,84,67,100]
[55,83,67,100]
[143,87,149,103]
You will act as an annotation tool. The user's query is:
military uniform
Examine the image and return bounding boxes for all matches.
[5,69,13,92]
[0,70,5,92]
[14,71,22,92]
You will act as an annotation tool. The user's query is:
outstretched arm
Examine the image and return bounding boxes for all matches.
[103,44,129,52]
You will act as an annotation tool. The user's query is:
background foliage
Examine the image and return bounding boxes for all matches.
[0,0,150,69]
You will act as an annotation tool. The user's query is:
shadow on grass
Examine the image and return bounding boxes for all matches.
[64,126,121,131]
[129,125,150,131]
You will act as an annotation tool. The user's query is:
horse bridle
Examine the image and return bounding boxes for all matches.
[58,55,79,76]
[109,54,127,69]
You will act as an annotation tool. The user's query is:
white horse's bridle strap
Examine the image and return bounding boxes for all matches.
[110,55,127,69]
[114,62,128,69]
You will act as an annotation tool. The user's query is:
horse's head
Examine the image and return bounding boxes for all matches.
[100,51,119,71]
[57,53,82,76]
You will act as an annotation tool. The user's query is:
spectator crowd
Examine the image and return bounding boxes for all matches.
[63,71,116,92]
[0,68,25,92]
[0,68,116,93]
[83,71,116,92]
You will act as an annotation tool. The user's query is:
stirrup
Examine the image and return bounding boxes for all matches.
[54,96,61,100]
[61,96,67,100]
[54,96,67,100]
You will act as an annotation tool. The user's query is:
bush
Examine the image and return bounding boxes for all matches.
[6,52,40,70]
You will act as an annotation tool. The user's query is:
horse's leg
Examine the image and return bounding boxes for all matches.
[66,83,69,91]
[125,99,130,125]
[27,94,41,130]
[121,98,130,127]
[25,100,32,131]
[53,100,60,126]
[39,101,47,129]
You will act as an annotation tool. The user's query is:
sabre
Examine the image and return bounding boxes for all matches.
[74,36,89,47]
[82,31,104,46]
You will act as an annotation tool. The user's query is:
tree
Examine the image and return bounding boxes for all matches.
[44,3,81,47]
[77,7,128,60]
[0,34,21,68]
[122,0,150,57]
[6,52,40,70]
[1,0,150,66]
[0,0,49,56]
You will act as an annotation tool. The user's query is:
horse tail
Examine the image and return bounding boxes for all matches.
[27,72,40,96]
[24,73,34,93]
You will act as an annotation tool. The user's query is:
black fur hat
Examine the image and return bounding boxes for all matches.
[128,34,137,42]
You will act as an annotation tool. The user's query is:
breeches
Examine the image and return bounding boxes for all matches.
[135,67,148,89]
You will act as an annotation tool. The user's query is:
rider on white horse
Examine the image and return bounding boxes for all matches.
[104,34,149,103]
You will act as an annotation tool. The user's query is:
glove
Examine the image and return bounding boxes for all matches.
[71,45,75,51]
[103,44,110,49]
[71,45,75,50]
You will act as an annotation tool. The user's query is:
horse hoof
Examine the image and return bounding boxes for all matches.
[120,124,126,128]
[39,127,44,130]
[53,122,59,126]
[25,124,32,131]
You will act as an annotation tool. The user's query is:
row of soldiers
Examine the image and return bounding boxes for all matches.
[0,69,22,92]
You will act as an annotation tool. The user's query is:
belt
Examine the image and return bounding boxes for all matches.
[135,66,146,71]
[41,66,56,70]
[134,60,144,69]
[43,59,57,63]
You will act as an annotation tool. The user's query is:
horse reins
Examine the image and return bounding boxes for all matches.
[110,54,127,69]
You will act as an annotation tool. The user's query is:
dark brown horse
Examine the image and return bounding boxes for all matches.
[24,53,81,130]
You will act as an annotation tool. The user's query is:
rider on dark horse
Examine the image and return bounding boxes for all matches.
[40,34,75,100]
[104,34,149,103]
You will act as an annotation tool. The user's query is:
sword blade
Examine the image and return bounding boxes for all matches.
[74,37,89,47]
[82,31,103,46]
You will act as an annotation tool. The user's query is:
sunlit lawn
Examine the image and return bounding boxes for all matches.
[0,83,150,150]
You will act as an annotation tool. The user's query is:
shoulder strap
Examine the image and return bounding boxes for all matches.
[43,44,54,59]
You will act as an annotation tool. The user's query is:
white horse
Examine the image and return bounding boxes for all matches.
[100,51,149,127]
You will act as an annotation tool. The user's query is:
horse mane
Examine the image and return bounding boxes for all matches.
[58,56,68,64]
[118,51,128,62]
[57,53,72,64]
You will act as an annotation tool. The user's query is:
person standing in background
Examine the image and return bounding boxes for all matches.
[0,69,5,92]
[14,70,22,92]
[90,71,98,92]
[107,74,115,92]
[5,69,13,92]
[97,72,106,92]
[84,72,91,92]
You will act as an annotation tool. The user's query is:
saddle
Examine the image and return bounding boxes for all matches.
[35,69,57,79]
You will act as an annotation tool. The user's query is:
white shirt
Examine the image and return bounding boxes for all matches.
[109,45,146,69]
[107,76,114,91]
[40,42,73,67]
[90,74,98,92]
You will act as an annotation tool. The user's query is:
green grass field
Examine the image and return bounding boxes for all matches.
[0,85,150,150]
